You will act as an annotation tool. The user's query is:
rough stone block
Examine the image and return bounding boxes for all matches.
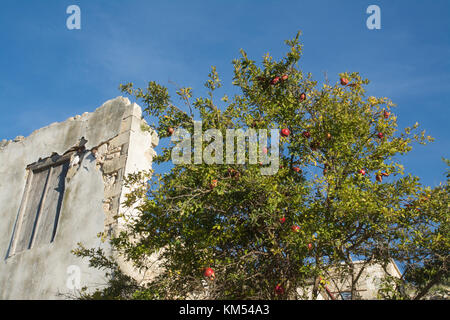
[97,143,108,155]
[151,132,159,147]
[102,155,127,174]
[108,132,131,150]
[120,142,129,156]
[0,139,9,148]
[104,181,122,198]
[110,195,121,214]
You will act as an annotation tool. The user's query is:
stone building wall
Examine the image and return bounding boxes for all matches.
[0,97,158,299]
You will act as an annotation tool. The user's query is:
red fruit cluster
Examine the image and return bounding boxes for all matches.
[302,131,311,139]
[271,76,280,85]
[299,92,306,102]
[209,179,218,189]
[275,284,284,295]
[228,168,240,180]
[204,267,215,280]
[375,172,389,182]
[280,217,286,224]
[383,110,390,119]
[377,132,384,139]
[292,167,302,173]
[167,127,174,136]
[340,77,349,86]
[359,169,366,176]
[291,225,300,233]
[281,128,290,137]
[271,74,289,85]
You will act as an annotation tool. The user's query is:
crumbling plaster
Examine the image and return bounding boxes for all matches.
[0,97,158,299]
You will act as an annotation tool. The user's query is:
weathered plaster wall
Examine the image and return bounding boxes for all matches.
[0,97,158,299]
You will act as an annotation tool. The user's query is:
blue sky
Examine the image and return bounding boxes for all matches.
[0,0,448,187]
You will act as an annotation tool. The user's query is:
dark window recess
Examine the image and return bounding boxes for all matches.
[10,154,70,255]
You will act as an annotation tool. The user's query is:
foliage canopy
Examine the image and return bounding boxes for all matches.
[74,32,449,300]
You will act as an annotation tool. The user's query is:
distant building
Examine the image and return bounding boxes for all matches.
[297,260,402,300]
